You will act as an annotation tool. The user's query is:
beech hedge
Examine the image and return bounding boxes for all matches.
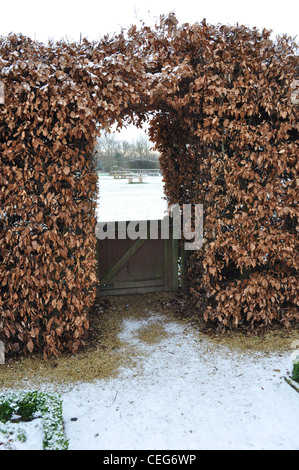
[0,15,298,358]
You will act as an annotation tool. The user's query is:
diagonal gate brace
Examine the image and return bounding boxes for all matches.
[99,237,148,285]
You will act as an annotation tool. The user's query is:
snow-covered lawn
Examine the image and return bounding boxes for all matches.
[96,174,168,222]
[1,311,298,450]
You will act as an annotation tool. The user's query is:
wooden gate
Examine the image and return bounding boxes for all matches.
[96,218,178,296]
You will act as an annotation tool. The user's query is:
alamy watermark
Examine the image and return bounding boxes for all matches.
[291,80,299,105]
[0,341,4,364]
[95,204,203,250]
[0,81,4,104]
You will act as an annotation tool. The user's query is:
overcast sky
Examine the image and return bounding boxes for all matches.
[1,0,297,44]
[1,0,297,139]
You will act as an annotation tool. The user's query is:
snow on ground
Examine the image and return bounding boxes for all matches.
[96,174,168,222]
[5,312,299,450]
[61,314,298,450]
[1,418,44,451]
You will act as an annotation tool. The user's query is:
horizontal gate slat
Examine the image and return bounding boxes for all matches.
[99,279,165,289]
[97,278,166,296]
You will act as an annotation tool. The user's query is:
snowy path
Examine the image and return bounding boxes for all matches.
[62,313,299,450]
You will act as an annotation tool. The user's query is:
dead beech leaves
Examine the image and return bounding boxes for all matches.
[144,19,298,330]
[0,18,298,360]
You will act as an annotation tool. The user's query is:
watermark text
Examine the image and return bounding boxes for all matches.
[95,204,203,250]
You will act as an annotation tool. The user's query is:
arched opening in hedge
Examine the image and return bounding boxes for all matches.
[0,15,298,359]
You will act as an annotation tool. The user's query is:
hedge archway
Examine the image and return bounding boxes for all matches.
[0,15,298,358]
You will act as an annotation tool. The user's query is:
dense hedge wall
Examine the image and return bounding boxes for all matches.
[0,36,96,357]
[144,18,299,328]
[0,16,298,358]
[0,33,147,357]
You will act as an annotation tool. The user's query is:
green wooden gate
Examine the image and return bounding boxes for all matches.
[96,218,178,296]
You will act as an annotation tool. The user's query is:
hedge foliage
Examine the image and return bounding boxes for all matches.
[0,32,147,358]
[0,15,298,358]
[143,17,299,329]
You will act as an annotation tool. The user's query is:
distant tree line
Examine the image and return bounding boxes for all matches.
[93,132,160,172]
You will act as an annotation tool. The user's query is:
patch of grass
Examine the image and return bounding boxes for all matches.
[0,292,297,390]
[137,322,169,344]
